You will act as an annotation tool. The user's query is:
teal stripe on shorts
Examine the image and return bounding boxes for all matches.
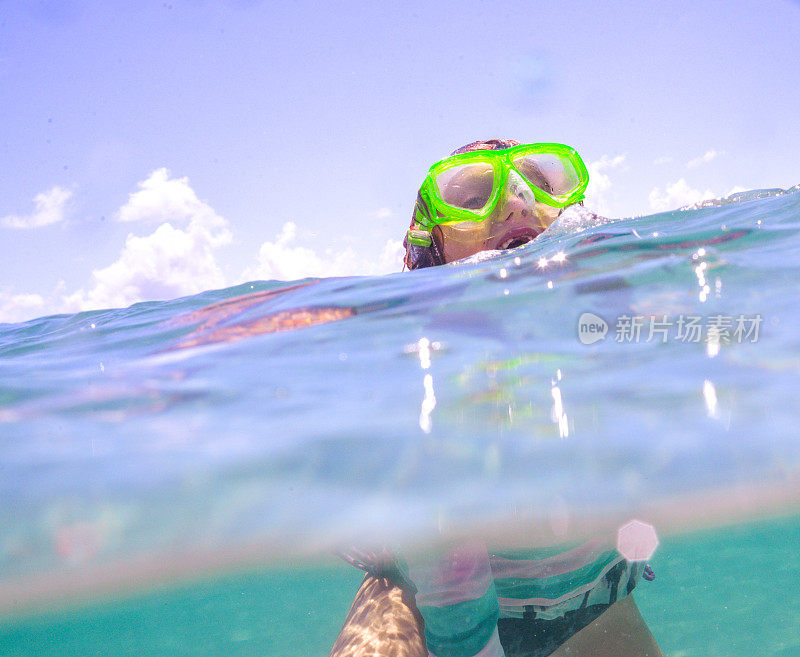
[419,583,500,657]
[490,543,585,561]
[493,550,619,602]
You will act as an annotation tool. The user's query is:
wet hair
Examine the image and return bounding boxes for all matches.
[449,138,520,156]
[403,139,520,271]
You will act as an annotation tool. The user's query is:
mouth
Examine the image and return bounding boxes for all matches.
[497,227,540,250]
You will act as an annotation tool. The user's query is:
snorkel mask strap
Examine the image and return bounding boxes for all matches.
[403,191,445,269]
[404,226,443,269]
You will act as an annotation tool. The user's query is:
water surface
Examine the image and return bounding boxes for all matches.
[2,187,800,654]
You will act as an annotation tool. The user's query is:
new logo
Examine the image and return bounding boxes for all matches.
[577,312,608,344]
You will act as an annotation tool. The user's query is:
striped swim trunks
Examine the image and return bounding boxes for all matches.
[406,540,641,657]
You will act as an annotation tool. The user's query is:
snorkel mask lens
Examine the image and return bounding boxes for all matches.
[511,149,583,197]
[434,162,496,212]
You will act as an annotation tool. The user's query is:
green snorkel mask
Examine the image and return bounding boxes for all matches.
[405,143,589,268]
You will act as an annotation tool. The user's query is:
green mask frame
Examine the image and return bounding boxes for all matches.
[409,143,590,247]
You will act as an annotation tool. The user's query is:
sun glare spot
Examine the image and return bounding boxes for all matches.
[419,374,436,433]
[417,337,432,369]
[703,379,718,417]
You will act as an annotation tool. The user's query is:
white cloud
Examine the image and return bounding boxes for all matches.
[241,221,404,282]
[63,169,232,312]
[584,154,626,216]
[687,149,722,169]
[0,292,46,324]
[1,186,72,229]
[648,179,717,212]
[116,167,208,224]
[653,156,673,165]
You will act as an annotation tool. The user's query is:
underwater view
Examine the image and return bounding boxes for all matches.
[1,187,799,656]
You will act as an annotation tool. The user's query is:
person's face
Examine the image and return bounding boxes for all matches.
[431,169,561,264]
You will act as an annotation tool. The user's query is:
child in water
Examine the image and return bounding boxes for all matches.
[330,140,664,657]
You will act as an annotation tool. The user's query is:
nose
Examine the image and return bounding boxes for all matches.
[497,170,536,220]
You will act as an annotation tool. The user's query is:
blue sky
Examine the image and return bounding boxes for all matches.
[1,0,799,322]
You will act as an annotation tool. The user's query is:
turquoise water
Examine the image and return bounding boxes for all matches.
[1,514,797,656]
[1,187,800,655]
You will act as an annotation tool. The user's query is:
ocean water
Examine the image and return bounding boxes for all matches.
[1,187,800,656]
